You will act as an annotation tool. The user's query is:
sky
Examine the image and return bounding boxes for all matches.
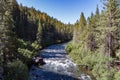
[16,0,102,24]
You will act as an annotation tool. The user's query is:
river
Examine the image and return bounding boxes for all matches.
[29,43,91,80]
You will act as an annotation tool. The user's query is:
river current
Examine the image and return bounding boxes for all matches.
[29,43,91,80]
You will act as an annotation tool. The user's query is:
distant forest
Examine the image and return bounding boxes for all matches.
[11,0,73,45]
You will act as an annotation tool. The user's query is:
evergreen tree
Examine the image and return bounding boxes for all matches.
[36,19,43,48]
[0,0,17,64]
[96,5,100,17]
[101,0,120,57]
[79,12,87,31]
[73,20,79,43]
[87,6,100,51]
[0,0,6,65]
[73,12,87,43]
[79,12,87,46]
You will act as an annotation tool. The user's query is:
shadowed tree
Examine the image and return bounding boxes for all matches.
[36,19,43,49]
[0,0,17,65]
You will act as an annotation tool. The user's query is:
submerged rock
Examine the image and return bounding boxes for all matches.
[79,74,91,80]
[32,57,46,67]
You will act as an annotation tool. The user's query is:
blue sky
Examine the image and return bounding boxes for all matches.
[16,0,102,24]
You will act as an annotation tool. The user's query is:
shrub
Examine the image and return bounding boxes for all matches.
[4,60,28,80]
[31,41,40,50]
[114,71,120,80]
[17,39,38,64]
[65,42,80,54]
[65,42,73,54]
[116,49,120,60]
[17,39,29,48]
[17,48,34,58]
[65,42,118,80]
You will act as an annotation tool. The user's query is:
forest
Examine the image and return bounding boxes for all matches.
[0,0,120,80]
[0,0,73,80]
[66,0,120,80]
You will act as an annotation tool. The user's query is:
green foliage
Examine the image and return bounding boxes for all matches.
[100,0,120,57]
[91,54,114,80]
[16,39,38,65]
[0,0,18,66]
[67,1,120,80]
[66,42,118,79]
[116,49,120,60]
[36,19,43,48]
[65,42,74,54]
[31,41,39,50]
[66,42,87,65]
[73,12,87,43]
[17,39,29,48]
[79,12,87,28]
[1,0,120,80]
[15,4,73,47]
[4,60,28,80]
[114,71,120,80]
[17,39,38,52]
[0,0,72,80]
[17,48,34,58]
[93,68,115,80]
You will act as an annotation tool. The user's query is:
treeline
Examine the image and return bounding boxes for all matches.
[13,1,73,46]
[0,0,73,80]
[66,0,120,79]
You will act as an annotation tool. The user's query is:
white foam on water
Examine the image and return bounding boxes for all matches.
[30,43,92,80]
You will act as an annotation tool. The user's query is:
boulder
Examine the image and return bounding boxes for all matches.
[32,57,45,67]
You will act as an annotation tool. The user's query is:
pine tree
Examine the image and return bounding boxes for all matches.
[79,12,87,31]
[96,5,100,17]
[87,6,100,51]
[73,20,79,43]
[0,0,6,65]
[101,0,120,57]
[36,19,43,48]
[0,0,17,64]
[73,12,87,43]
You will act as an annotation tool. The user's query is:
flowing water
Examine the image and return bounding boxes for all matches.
[29,43,91,80]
